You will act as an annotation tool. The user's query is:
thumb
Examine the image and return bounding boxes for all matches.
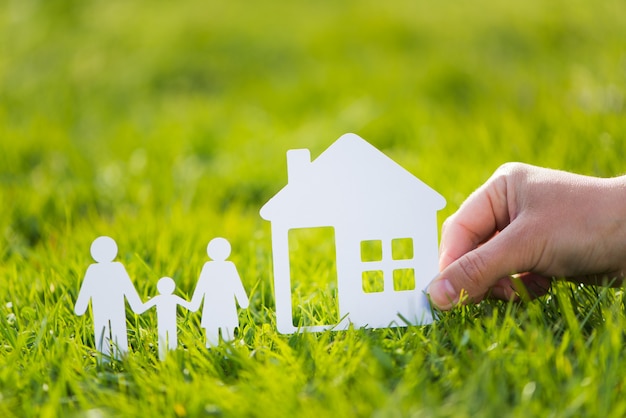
[429,226,529,309]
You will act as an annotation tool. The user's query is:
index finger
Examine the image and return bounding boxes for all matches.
[439,171,512,271]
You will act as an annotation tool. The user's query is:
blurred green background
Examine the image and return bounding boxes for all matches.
[1,0,626,415]
[2,0,624,249]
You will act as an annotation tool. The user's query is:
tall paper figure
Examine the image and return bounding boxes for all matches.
[136,277,192,361]
[189,238,249,347]
[74,236,143,359]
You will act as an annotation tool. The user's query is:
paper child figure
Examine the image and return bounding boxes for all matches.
[135,277,192,361]
[189,238,249,347]
[74,236,143,360]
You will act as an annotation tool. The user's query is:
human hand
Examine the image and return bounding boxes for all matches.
[428,163,626,309]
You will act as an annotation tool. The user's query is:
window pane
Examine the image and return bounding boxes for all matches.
[362,270,384,293]
[392,238,414,260]
[393,268,415,291]
[361,240,383,262]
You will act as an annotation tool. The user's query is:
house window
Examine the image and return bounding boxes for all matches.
[361,238,415,293]
[361,240,383,262]
[392,238,414,260]
[393,268,416,291]
[362,270,384,293]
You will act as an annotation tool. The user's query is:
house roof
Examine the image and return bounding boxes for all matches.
[260,133,446,223]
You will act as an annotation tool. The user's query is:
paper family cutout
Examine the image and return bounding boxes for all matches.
[188,237,249,347]
[74,236,144,359]
[75,236,249,361]
[75,133,445,358]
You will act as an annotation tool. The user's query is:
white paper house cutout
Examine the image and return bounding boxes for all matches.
[260,133,446,334]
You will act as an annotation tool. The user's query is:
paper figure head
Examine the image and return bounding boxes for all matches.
[207,237,231,261]
[90,236,118,263]
[157,277,176,295]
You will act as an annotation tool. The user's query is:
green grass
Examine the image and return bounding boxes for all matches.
[2,0,626,416]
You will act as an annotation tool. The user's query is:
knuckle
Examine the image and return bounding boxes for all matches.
[441,215,454,234]
[496,162,526,176]
[493,162,530,186]
[456,251,489,294]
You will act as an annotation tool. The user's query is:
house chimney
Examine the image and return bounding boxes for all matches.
[286,149,310,184]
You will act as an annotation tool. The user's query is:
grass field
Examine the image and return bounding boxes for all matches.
[2,0,626,416]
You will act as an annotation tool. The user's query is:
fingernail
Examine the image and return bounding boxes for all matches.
[427,278,458,310]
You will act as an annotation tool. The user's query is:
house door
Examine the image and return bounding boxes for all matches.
[288,226,339,327]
